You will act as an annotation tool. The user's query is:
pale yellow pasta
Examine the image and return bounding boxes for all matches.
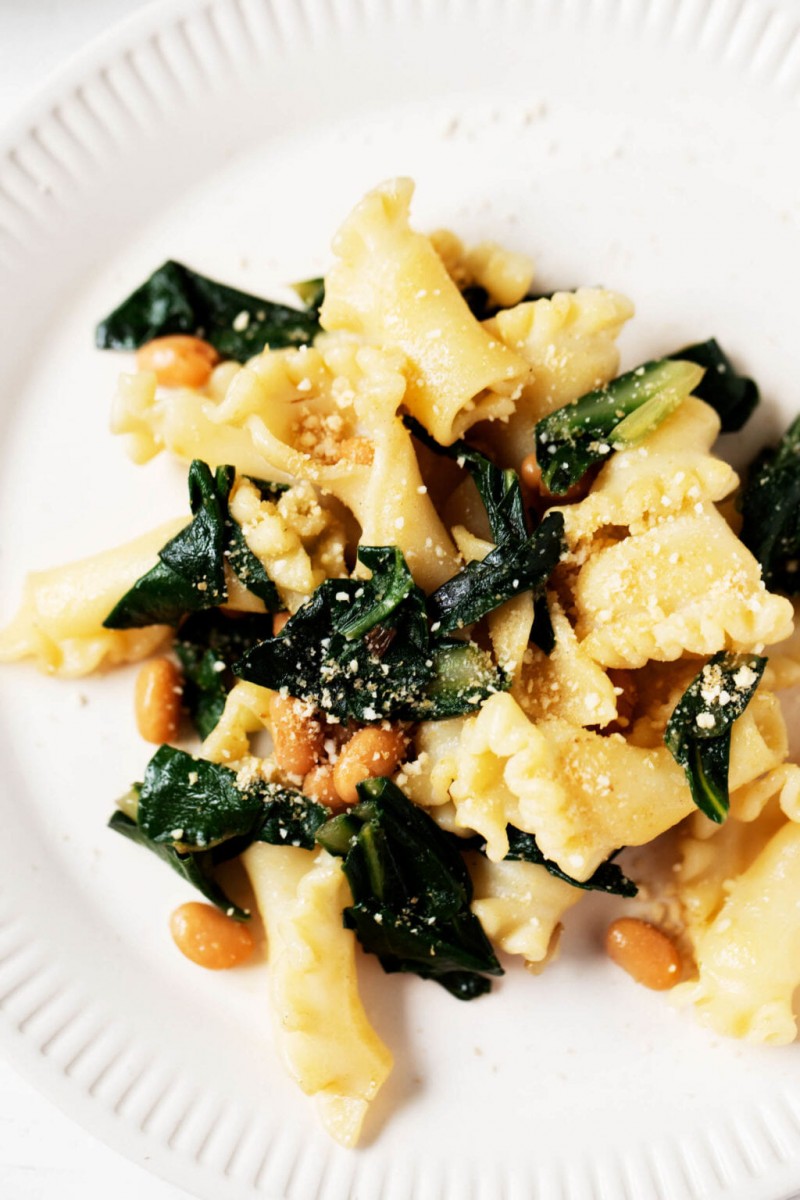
[429,229,535,308]
[243,843,392,1147]
[202,680,273,765]
[320,178,530,445]
[0,519,184,675]
[573,506,793,668]
[483,287,633,465]
[468,855,581,965]
[515,599,617,727]
[674,820,800,1044]
[559,398,738,549]
[229,478,346,610]
[113,343,460,591]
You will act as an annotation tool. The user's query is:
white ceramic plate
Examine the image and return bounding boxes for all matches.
[3,1,800,1197]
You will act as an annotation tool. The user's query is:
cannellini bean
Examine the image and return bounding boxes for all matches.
[170,902,254,969]
[605,917,681,991]
[269,693,325,776]
[333,726,407,805]
[520,453,542,491]
[136,335,219,388]
[134,657,182,744]
[303,763,341,807]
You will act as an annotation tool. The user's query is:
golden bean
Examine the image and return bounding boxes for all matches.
[272,611,291,636]
[136,335,219,389]
[303,763,341,807]
[520,453,542,491]
[333,726,407,805]
[605,917,682,991]
[170,902,254,970]
[135,657,182,744]
[269,693,325,777]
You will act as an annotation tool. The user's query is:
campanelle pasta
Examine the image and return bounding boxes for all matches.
[3,178,800,1147]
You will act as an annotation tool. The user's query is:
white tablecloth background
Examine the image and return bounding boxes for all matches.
[1,6,191,1196]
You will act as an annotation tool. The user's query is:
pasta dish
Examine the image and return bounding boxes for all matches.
[2,178,800,1147]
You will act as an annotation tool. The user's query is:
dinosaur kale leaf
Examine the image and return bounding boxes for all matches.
[175,610,274,739]
[404,415,526,544]
[104,462,232,629]
[535,358,705,495]
[235,544,507,721]
[668,339,759,432]
[109,808,250,919]
[96,260,320,360]
[104,460,282,630]
[739,416,800,594]
[316,777,503,1000]
[664,651,766,823]
[428,510,565,634]
[110,749,329,919]
[503,827,638,896]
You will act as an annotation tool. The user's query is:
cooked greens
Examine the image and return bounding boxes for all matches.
[109,806,250,919]
[175,610,273,739]
[503,827,637,896]
[739,416,800,594]
[664,651,766,823]
[668,338,759,432]
[535,358,705,495]
[402,417,561,652]
[104,460,281,630]
[96,260,320,360]
[428,510,565,634]
[404,416,526,544]
[316,777,503,1000]
[235,544,507,721]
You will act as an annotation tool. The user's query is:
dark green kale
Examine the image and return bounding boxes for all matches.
[530,594,556,656]
[428,510,565,635]
[108,803,249,919]
[316,777,503,1000]
[535,358,705,495]
[668,339,759,432]
[404,416,526,544]
[96,261,320,360]
[104,462,232,628]
[104,460,282,630]
[664,652,766,823]
[290,276,325,313]
[175,610,274,739]
[739,416,800,594]
[404,416,562,635]
[234,544,507,721]
[503,827,637,896]
[110,749,330,917]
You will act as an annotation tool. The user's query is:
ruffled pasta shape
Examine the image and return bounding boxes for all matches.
[429,228,535,308]
[560,398,738,548]
[112,341,459,591]
[243,843,393,1147]
[320,178,530,445]
[468,855,581,965]
[202,680,273,765]
[229,478,346,610]
[483,287,634,465]
[573,505,793,668]
[515,599,617,727]
[0,519,184,675]
[674,820,800,1044]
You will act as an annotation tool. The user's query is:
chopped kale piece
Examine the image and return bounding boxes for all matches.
[96,260,319,360]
